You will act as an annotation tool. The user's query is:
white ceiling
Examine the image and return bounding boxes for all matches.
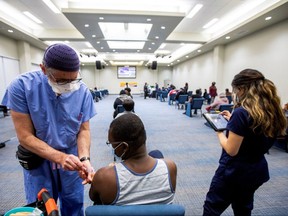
[0,0,288,67]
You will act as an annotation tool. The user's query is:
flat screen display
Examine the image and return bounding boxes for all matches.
[117,66,136,79]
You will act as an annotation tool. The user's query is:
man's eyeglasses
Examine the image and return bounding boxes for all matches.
[48,72,82,85]
[106,140,132,148]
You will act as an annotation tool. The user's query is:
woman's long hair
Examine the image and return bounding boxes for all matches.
[232,69,287,137]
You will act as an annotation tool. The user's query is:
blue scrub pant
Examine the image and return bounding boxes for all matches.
[23,160,84,216]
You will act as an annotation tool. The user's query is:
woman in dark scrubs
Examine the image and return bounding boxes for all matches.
[203,69,287,216]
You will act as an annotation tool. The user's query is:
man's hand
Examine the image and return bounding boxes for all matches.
[62,154,84,171]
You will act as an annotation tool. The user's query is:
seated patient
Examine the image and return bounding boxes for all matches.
[116,98,135,118]
[89,114,177,205]
[205,92,229,112]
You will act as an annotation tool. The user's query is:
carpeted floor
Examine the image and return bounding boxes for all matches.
[1,94,288,215]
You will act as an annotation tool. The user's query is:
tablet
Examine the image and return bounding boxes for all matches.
[203,113,228,131]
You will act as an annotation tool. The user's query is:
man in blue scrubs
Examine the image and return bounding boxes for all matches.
[7,43,96,216]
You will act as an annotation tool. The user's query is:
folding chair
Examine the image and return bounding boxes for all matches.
[185,98,204,117]
[175,95,188,109]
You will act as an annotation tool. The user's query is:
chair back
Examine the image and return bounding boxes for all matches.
[178,95,188,104]
[161,91,168,102]
[85,204,185,216]
[219,104,233,112]
[191,98,204,109]
[117,105,125,113]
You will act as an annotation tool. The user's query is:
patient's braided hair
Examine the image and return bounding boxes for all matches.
[232,69,287,137]
[109,113,146,151]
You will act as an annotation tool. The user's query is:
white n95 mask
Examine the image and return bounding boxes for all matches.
[48,79,80,94]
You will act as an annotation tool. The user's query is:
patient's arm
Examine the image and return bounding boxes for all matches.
[89,166,117,205]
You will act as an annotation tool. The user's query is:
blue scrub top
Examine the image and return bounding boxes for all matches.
[7,70,96,150]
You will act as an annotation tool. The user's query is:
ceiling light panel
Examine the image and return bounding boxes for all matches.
[99,22,152,40]
[23,11,43,24]
[107,41,145,49]
[186,4,203,18]
[42,0,61,14]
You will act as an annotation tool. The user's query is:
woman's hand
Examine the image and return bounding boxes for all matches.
[220,110,231,120]
[79,160,95,185]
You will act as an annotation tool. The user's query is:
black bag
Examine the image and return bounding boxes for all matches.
[16,145,44,170]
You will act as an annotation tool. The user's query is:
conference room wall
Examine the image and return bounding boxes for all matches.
[222,19,288,105]
[172,19,288,105]
[80,65,172,94]
[172,51,214,92]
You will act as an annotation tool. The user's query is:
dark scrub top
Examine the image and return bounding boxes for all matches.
[219,107,275,186]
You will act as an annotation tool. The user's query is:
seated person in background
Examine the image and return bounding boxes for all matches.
[225,88,232,96]
[175,88,185,101]
[113,90,132,118]
[124,87,133,99]
[89,114,177,205]
[203,89,211,105]
[205,92,229,112]
[116,98,135,118]
[184,89,203,114]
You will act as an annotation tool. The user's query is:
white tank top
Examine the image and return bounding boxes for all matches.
[112,159,175,205]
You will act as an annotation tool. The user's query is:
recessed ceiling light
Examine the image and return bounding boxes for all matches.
[225,36,231,40]
[161,26,165,29]
[99,17,104,20]
[85,24,89,27]
[92,35,96,37]
[265,16,272,21]
[186,56,189,58]
[155,36,159,39]
[147,18,151,22]
[148,48,151,50]
[177,59,180,62]
[97,41,100,44]
[152,42,155,45]
[8,29,13,33]
[197,50,202,52]
[101,47,104,49]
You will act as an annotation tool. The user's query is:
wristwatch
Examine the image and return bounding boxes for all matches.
[80,156,90,162]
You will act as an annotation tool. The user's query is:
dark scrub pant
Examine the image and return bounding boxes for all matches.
[203,161,268,216]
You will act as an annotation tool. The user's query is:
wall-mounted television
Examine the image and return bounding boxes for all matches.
[117,66,136,79]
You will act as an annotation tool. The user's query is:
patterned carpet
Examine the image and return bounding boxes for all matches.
[1,94,288,215]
